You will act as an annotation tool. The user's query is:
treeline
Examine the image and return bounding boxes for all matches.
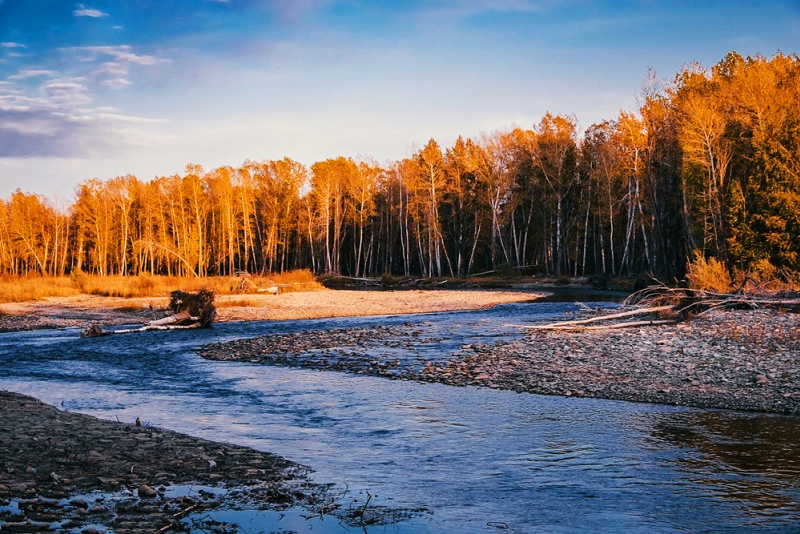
[1,52,798,280]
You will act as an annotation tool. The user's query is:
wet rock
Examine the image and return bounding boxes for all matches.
[137,484,158,499]
[70,498,89,509]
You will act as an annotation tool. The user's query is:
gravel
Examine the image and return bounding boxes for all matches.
[201,308,800,416]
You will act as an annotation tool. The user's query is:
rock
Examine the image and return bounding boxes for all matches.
[70,498,89,509]
[137,484,157,498]
[754,375,769,385]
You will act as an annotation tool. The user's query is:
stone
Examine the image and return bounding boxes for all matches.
[70,498,89,509]
[137,484,157,498]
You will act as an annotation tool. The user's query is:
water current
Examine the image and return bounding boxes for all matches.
[1,296,799,532]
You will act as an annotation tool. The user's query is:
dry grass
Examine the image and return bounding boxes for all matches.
[0,270,322,303]
[0,275,80,303]
[216,298,262,308]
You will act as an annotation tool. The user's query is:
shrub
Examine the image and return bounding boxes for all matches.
[685,254,733,293]
[742,259,800,294]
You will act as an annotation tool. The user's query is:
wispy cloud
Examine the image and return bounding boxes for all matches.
[59,44,168,91]
[1,42,27,49]
[8,69,58,81]
[0,41,167,159]
[73,4,108,18]
[67,45,166,66]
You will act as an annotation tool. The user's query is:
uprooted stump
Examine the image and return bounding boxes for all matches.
[81,289,217,337]
[169,288,217,327]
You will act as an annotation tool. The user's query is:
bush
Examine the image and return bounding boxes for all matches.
[741,259,800,294]
[686,254,734,293]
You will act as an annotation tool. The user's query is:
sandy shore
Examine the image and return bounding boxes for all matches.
[0,288,538,331]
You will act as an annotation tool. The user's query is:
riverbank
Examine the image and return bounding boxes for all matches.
[200,306,800,417]
[0,288,538,332]
[0,391,328,533]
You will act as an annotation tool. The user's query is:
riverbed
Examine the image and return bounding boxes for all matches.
[2,299,799,532]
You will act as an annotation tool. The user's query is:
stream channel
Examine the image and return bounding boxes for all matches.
[1,294,800,532]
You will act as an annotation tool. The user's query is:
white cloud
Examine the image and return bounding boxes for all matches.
[73,4,109,17]
[1,42,26,49]
[102,78,132,89]
[55,44,168,93]
[0,69,163,160]
[8,69,57,81]
[66,45,166,66]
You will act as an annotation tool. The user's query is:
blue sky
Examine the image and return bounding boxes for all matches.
[1,1,798,199]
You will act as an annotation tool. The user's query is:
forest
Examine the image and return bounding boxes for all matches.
[1,52,798,283]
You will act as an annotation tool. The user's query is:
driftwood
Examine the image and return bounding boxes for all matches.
[81,289,216,338]
[519,305,676,330]
[517,283,800,332]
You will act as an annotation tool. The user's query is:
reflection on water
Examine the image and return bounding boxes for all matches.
[649,411,800,520]
[1,301,799,533]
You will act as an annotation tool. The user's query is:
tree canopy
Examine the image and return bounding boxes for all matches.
[2,52,798,281]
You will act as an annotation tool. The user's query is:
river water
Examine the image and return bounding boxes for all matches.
[2,299,799,533]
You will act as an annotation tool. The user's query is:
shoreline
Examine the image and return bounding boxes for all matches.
[2,288,798,530]
[0,287,540,332]
[0,391,326,533]
[198,304,800,418]
[0,288,538,531]
[2,287,797,418]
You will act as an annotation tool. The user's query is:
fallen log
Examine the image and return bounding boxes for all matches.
[525,319,677,331]
[86,322,203,337]
[81,289,216,338]
[517,305,676,330]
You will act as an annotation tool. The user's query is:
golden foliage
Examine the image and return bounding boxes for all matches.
[686,255,800,295]
[685,255,734,293]
[741,259,800,294]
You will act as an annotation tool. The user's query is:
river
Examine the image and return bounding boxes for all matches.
[1,299,799,532]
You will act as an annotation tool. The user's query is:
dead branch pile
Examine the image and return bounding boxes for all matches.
[519,283,800,332]
[81,289,217,337]
[625,284,800,316]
